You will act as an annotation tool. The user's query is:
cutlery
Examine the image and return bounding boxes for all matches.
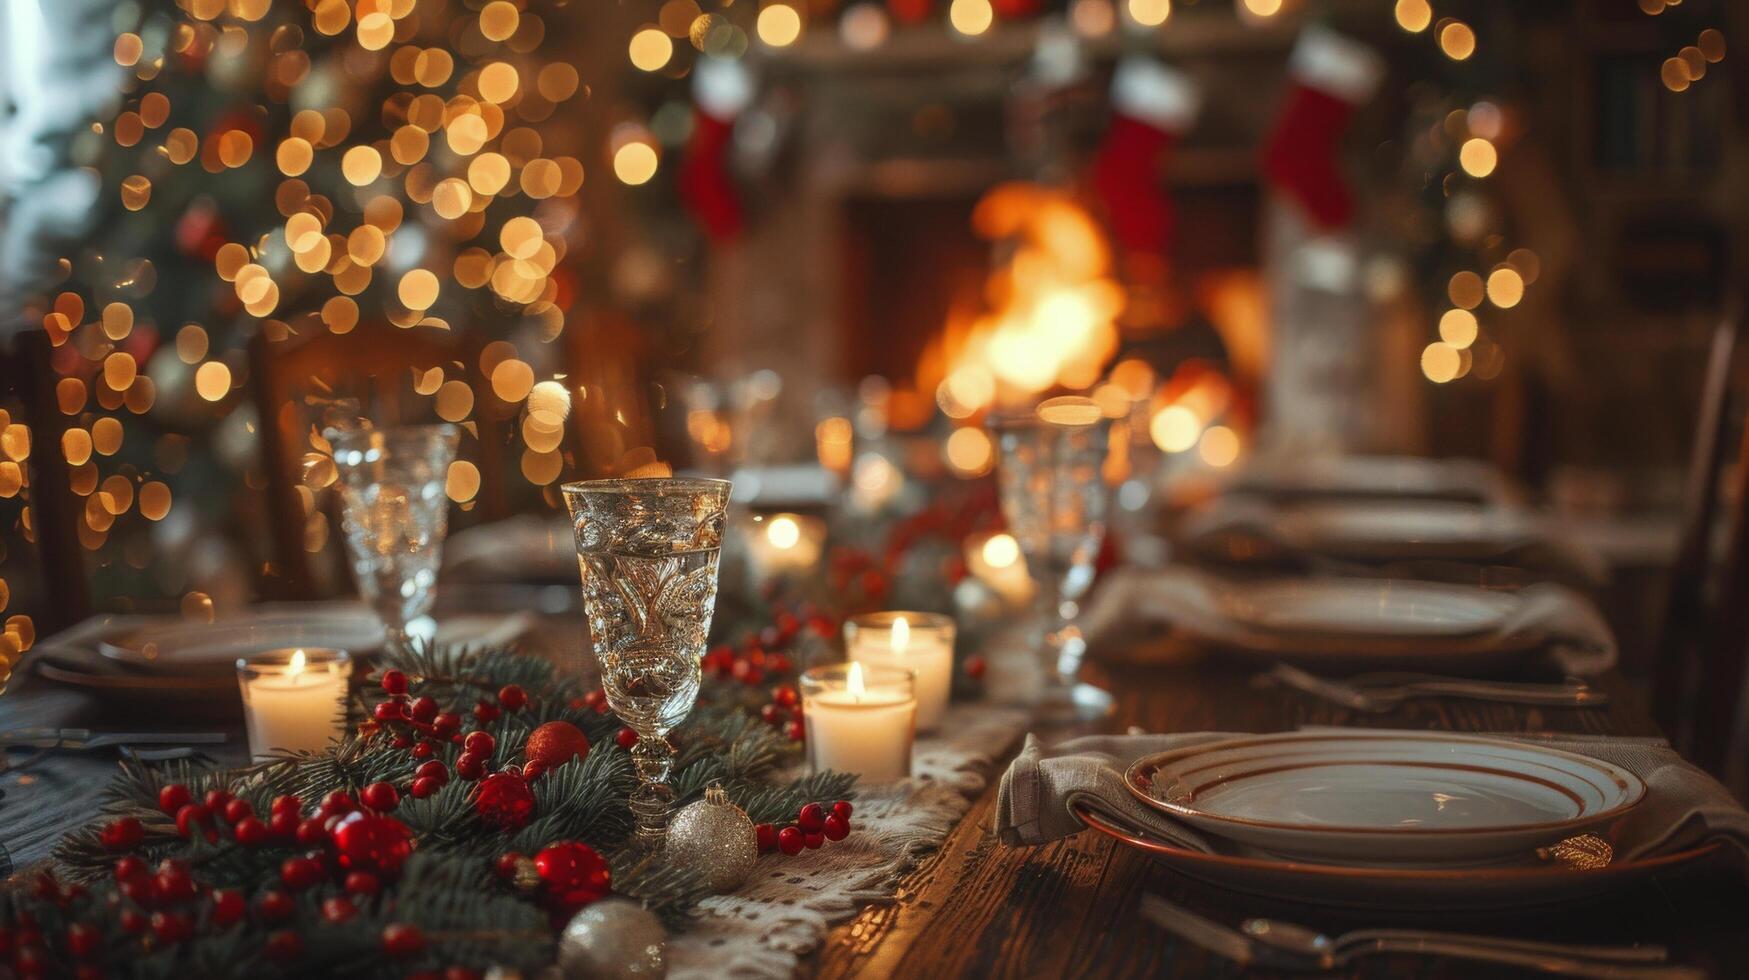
[1240,917,1669,965]
[1140,895,1702,978]
[0,729,229,750]
[1262,663,1608,712]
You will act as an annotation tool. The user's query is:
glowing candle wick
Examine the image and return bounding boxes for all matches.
[891,616,910,656]
[289,648,307,686]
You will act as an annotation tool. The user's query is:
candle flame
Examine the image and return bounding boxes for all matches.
[767,515,801,550]
[982,533,1020,568]
[288,649,306,676]
[891,615,910,654]
[847,661,866,700]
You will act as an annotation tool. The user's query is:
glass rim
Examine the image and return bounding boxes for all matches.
[844,610,955,632]
[560,476,733,496]
[323,422,460,446]
[235,647,353,676]
[799,662,916,692]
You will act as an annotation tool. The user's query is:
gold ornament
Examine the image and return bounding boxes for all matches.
[662,781,758,893]
[557,897,667,980]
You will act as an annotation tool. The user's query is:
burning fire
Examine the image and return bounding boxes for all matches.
[921,183,1124,416]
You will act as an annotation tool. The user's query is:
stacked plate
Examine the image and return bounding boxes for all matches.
[1074,731,1705,911]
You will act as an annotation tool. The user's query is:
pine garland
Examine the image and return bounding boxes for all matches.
[18,636,854,979]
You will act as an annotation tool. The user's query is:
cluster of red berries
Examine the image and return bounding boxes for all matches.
[757,683,806,743]
[754,801,852,856]
[826,548,893,605]
[363,669,527,755]
[702,608,837,687]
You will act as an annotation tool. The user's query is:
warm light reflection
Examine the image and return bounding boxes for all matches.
[1394,0,1431,32]
[1127,0,1171,28]
[757,4,803,47]
[949,0,994,36]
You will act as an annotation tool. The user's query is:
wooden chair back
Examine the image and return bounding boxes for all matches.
[0,330,91,633]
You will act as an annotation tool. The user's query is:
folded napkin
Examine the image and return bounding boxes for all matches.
[1080,566,1617,676]
[994,730,1749,870]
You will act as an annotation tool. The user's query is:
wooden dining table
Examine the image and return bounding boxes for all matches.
[5,622,1747,978]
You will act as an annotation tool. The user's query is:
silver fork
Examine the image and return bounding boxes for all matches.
[1261,663,1608,712]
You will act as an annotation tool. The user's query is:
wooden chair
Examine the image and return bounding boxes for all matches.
[0,329,91,634]
[248,321,511,601]
[1652,313,1749,776]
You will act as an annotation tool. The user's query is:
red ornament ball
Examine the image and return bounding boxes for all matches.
[524,720,590,770]
[533,841,612,912]
[332,810,416,877]
[473,770,536,831]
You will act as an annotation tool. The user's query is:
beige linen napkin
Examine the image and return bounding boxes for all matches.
[994,730,1749,869]
[1080,566,1617,676]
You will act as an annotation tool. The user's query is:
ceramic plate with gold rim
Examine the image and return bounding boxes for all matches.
[1218,579,1518,639]
[1124,732,1645,868]
[1270,502,1535,560]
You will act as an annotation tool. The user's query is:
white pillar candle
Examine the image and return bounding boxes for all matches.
[801,662,916,782]
[845,611,954,732]
[965,531,1034,609]
[236,648,352,763]
[747,512,826,579]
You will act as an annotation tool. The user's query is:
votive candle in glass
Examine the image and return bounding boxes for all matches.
[236,648,352,763]
[800,662,916,782]
[844,611,954,732]
[747,512,826,580]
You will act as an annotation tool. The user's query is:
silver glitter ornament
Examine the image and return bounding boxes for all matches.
[663,781,758,892]
[557,898,667,980]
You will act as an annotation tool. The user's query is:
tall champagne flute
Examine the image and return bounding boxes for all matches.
[328,424,460,654]
[563,477,731,849]
[988,397,1113,717]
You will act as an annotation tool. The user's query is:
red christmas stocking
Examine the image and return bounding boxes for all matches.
[1090,58,1199,259]
[678,57,754,242]
[1261,25,1384,231]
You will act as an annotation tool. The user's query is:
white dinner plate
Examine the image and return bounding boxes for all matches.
[1271,502,1535,560]
[1219,579,1518,639]
[1125,732,1645,868]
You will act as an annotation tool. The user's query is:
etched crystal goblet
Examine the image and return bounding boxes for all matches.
[328,424,460,655]
[987,396,1113,718]
[563,477,731,849]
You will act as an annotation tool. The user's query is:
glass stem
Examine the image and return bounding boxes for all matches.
[629,734,675,850]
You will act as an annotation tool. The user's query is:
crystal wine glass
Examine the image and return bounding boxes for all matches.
[328,424,460,655]
[563,477,731,849]
[987,396,1113,717]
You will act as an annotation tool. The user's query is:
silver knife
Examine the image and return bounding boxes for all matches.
[0,729,228,750]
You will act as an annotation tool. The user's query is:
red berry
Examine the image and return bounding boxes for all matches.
[344,871,381,895]
[256,889,294,922]
[832,800,853,821]
[416,760,449,784]
[113,856,147,882]
[233,816,271,847]
[296,817,328,846]
[474,700,500,723]
[463,731,495,755]
[965,655,987,680]
[151,910,192,944]
[523,760,547,780]
[583,689,607,711]
[823,814,849,841]
[66,923,99,958]
[271,794,301,815]
[410,695,439,722]
[264,929,303,960]
[101,816,143,851]
[497,684,527,711]
[767,653,794,675]
[380,670,408,695]
[798,803,825,833]
[615,728,638,749]
[321,896,357,923]
[270,808,299,838]
[455,752,486,780]
[204,788,232,812]
[432,712,462,737]
[223,798,254,824]
[360,782,400,811]
[280,856,324,891]
[210,888,246,927]
[772,684,799,708]
[391,734,413,749]
[118,908,147,934]
[374,701,404,723]
[175,804,209,839]
[322,790,356,813]
[382,922,426,957]
[119,877,151,905]
[445,969,483,980]
[410,776,439,799]
[494,852,525,879]
[158,784,191,814]
[760,704,782,726]
[411,740,436,759]
[804,831,824,849]
[755,823,778,853]
[785,719,806,742]
[777,826,804,856]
